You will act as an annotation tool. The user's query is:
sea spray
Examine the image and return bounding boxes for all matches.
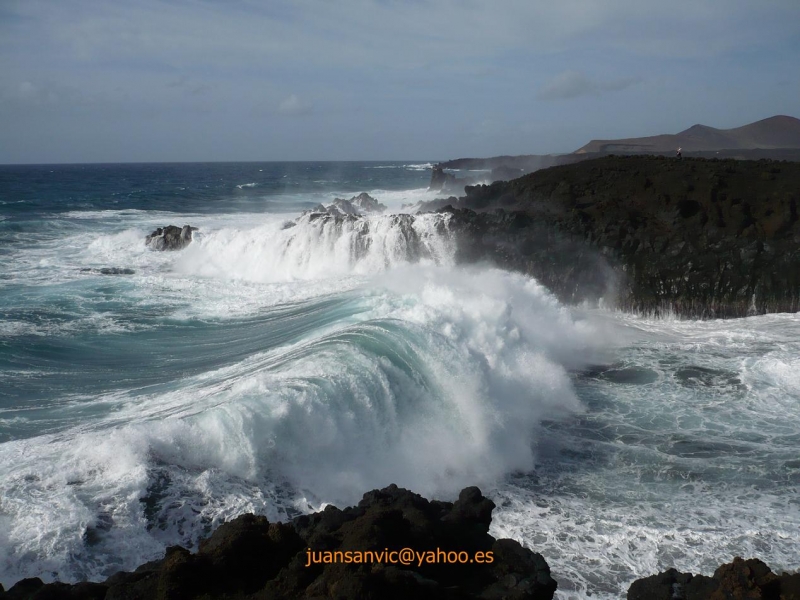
[4,163,800,599]
[174,212,454,282]
[0,263,605,586]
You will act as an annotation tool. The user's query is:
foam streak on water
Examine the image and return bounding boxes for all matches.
[490,312,800,599]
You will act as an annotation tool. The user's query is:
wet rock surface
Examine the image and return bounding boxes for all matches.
[79,267,136,275]
[627,557,800,600]
[145,225,198,251]
[432,155,800,317]
[304,193,387,217]
[3,485,798,599]
[0,485,557,600]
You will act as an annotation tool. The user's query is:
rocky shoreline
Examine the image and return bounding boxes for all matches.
[145,156,800,318]
[431,155,800,318]
[2,485,797,599]
[0,486,557,600]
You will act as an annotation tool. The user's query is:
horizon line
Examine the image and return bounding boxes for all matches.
[0,159,444,167]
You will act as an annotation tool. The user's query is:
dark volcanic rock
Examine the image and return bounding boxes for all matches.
[429,165,458,191]
[2,578,44,599]
[145,225,197,251]
[3,486,556,600]
[348,192,387,214]
[628,557,800,599]
[442,206,620,307]
[437,155,800,317]
[303,193,387,217]
[490,165,525,182]
[79,268,136,276]
[429,166,484,194]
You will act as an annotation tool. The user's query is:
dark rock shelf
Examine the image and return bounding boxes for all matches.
[0,486,556,600]
[430,155,800,318]
[2,485,797,599]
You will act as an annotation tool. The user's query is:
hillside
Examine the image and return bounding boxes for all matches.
[575,115,800,154]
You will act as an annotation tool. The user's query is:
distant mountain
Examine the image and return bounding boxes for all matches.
[575,115,800,154]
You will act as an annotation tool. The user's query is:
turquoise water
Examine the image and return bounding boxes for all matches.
[1,162,799,599]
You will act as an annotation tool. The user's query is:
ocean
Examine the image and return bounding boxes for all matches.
[1,162,799,599]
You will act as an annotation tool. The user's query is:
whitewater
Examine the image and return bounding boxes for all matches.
[1,162,798,599]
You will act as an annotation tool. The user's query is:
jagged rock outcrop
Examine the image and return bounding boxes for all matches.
[290,211,445,265]
[627,557,800,599]
[429,166,487,194]
[145,225,198,251]
[345,192,387,214]
[0,485,557,600]
[429,165,459,192]
[430,155,800,317]
[304,193,387,217]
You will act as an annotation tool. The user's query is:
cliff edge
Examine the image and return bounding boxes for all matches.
[431,155,800,317]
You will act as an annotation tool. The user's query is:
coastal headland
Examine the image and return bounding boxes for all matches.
[432,155,800,317]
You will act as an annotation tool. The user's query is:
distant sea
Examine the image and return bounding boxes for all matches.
[1,162,799,599]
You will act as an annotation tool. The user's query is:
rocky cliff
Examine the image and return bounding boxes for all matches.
[432,155,800,317]
[627,557,800,600]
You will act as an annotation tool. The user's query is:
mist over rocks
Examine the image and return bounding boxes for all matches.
[429,165,470,194]
[145,225,198,251]
[429,156,588,194]
[304,192,387,217]
[427,155,800,318]
[0,485,558,600]
[439,206,618,308]
[429,115,800,204]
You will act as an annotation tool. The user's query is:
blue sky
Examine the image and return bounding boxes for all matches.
[1,0,799,163]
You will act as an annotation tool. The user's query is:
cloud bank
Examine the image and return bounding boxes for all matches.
[0,0,798,162]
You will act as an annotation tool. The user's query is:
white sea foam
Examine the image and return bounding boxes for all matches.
[0,263,605,586]
[365,163,434,171]
[489,310,800,599]
[319,187,442,212]
[3,194,800,598]
[174,212,454,283]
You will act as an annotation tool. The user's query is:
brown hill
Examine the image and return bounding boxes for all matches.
[575,115,800,154]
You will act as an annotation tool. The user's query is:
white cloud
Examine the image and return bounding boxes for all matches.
[1,0,798,161]
[538,71,642,100]
[278,94,312,116]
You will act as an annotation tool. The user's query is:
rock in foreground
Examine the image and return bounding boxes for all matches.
[145,225,198,251]
[0,485,556,600]
[628,557,800,599]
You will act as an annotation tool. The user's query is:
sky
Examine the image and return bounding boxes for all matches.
[1,0,799,163]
